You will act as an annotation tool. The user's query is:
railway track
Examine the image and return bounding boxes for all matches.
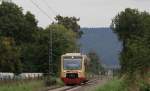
[48,78,100,91]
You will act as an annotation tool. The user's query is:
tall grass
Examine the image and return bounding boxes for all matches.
[0,80,45,91]
[94,79,128,91]
[43,76,64,86]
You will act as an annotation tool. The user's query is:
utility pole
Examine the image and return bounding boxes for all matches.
[49,28,53,76]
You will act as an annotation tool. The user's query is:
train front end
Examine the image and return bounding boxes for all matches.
[60,53,86,85]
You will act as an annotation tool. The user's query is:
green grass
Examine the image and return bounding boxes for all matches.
[0,80,45,91]
[94,79,128,91]
[44,76,64,86]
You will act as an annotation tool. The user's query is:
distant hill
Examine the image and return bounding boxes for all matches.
[79,28,122,68]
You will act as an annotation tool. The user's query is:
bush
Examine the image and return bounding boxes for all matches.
[139,81,150,91]
[44,76,56,86]
[44,76,64,86]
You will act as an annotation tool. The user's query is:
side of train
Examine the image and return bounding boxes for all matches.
[60,53,90,85]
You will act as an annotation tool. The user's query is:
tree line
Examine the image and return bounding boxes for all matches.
[0,2,102,76]
[0,2,81,75]
[111,8,150,90]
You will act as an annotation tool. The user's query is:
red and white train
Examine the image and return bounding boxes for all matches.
[60,53,90,85]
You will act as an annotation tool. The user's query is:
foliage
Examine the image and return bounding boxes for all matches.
[0,2,78,75]
[111,8,143,42]
[0,37,21,74]
[111,8,150,75]
[44,76,64,86]
[22,24,77,74]
[139,80,150,91]
[0,2,38,73]
[20,24,77,74]
[55,15,83,38]
[88,51,103,75]
[111,8,150,90]
[0,2,36,45]
[45,24,77,74]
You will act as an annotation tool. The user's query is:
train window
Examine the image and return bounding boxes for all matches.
[63,58,82,70]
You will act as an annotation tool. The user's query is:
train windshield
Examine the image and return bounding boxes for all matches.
[63,59,82,70]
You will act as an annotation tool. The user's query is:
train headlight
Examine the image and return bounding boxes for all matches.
[63,71,66,77]
[78,71,82,77]
[72,56,74,59]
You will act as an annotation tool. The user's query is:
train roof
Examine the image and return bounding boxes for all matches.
[62,53,90,63]
[63,53,81,56]
[62,53,87,57]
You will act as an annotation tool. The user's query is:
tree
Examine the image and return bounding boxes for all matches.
[25,11,38,28]
[111,8,150,84]
[55,15,83,38]
[45,24,77,74]
[21,24,78,74]
[88,51,103,75]
[0,2,37,45]
[0,37,21,74]
[0,2,42,73]
[0,2,79,75]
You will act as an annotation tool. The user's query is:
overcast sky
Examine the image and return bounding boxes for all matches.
[11,0,150,28]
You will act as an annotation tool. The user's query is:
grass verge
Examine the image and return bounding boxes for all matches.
[94,79,128,91]
[0,80,45,91]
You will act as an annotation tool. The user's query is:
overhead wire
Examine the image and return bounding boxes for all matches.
[42,0,58,16]
[30,0,54,22]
